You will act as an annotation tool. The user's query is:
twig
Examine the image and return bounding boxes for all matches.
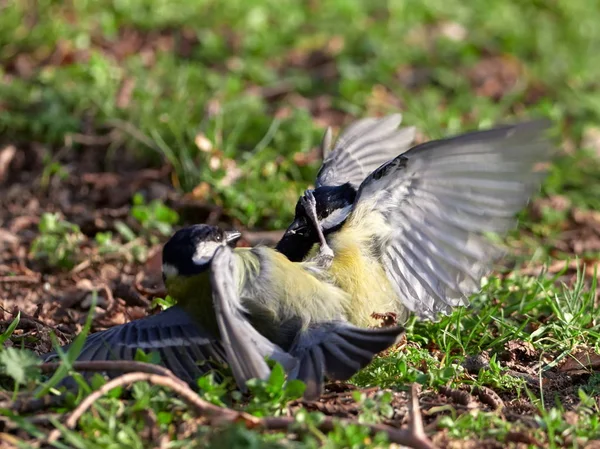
[407,383,437,449]
[5,394,66,413]
[93,283,116,322]
[0,275,40,284]
[0,307,62,334]
[253,384,436,448]
[4,362,182,414]
[45,372,238,444]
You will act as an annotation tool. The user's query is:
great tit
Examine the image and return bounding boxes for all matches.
[276,114,415,261]
[277,118,554,323]
[46,225,404,399]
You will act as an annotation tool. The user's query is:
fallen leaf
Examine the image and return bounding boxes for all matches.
[560,350,600,374]
[468,55,523,100]
[188,182,212,201]
[505,340,537,362]
[116,77,136,109]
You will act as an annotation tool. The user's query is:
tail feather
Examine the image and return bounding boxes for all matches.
[290,322,404,400]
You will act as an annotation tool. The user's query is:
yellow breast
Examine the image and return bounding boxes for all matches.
[239,247,351,326]
[164,272,218,334]
[328,211,401,327]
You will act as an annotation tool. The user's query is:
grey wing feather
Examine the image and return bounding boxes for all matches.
[315,114,416,188]
[209,245,298,390]
[42,306,227,384]
[354,120,555,320]
[289,322,404,400]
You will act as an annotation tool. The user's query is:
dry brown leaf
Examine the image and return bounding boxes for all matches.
[188,182,212,201]
[468,55,523,100]
[505,340,537,361]
[560,350,600,374]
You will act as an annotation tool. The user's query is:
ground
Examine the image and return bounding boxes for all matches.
[1,1,600,448]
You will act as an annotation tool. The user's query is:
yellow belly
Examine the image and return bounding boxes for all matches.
[235,247,351,327]
[328,223,402,327]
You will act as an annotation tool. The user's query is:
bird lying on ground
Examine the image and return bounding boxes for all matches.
[45,224,404,399]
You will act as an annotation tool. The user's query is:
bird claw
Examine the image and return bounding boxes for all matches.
[314,246,334,269]
[300,190,317,212]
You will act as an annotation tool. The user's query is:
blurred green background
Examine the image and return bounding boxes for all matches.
[2,0,600,229]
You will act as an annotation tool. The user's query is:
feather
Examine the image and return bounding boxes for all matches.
[289,322,404,399]
[316,114,415,188]
[42,305,227,384]
[210,245,298,390]
[349,119,555,320]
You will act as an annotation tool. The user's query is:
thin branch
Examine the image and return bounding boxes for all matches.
[45,372,238,444]
[0,275,40,284]
[407,383,436,449]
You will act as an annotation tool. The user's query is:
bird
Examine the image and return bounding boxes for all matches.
[276,114,415,262]
[46,224,404,399]
[276,117,555,325]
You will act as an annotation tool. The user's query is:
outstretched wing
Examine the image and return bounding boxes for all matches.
[43,305,228,384]
[289,323,404,400]
[315,114,415,188]
[351,120,554,320]
[209,245,298,390]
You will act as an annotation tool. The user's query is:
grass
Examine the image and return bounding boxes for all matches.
[1,0,600,447]
[3,0,600,227]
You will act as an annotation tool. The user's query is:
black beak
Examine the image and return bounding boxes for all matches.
[283,218,308,237]
[224,230,242,246]
[275,217,313,262]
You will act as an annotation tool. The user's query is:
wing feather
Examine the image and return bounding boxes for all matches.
[315,114,415,188]
[43,305,228,383]
[352,120,554,319]
[209,245,298,389]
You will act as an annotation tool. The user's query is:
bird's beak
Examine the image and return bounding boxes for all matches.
[283,218,308,237]
[224,230,242,246]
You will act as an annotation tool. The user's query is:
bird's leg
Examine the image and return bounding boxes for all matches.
[300,190,334,268]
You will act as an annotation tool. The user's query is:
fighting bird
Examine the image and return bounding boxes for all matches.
[46,225,404,399]
[277,117,554,324]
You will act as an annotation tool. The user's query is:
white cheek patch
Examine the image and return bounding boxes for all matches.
[192,241,220,266]
[321,204,353,231]
[162,263,179,279]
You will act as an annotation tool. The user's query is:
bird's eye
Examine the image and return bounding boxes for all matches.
[216,234,222,242]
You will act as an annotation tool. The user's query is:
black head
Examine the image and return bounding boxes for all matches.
[275,183,356,262]
[162,224,241,280]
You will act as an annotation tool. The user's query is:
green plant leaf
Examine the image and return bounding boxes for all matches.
[0,347,41,385]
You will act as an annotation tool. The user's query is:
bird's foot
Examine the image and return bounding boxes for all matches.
[300,190,318,221]
[314,244,334,269]
[301,189,335,269]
